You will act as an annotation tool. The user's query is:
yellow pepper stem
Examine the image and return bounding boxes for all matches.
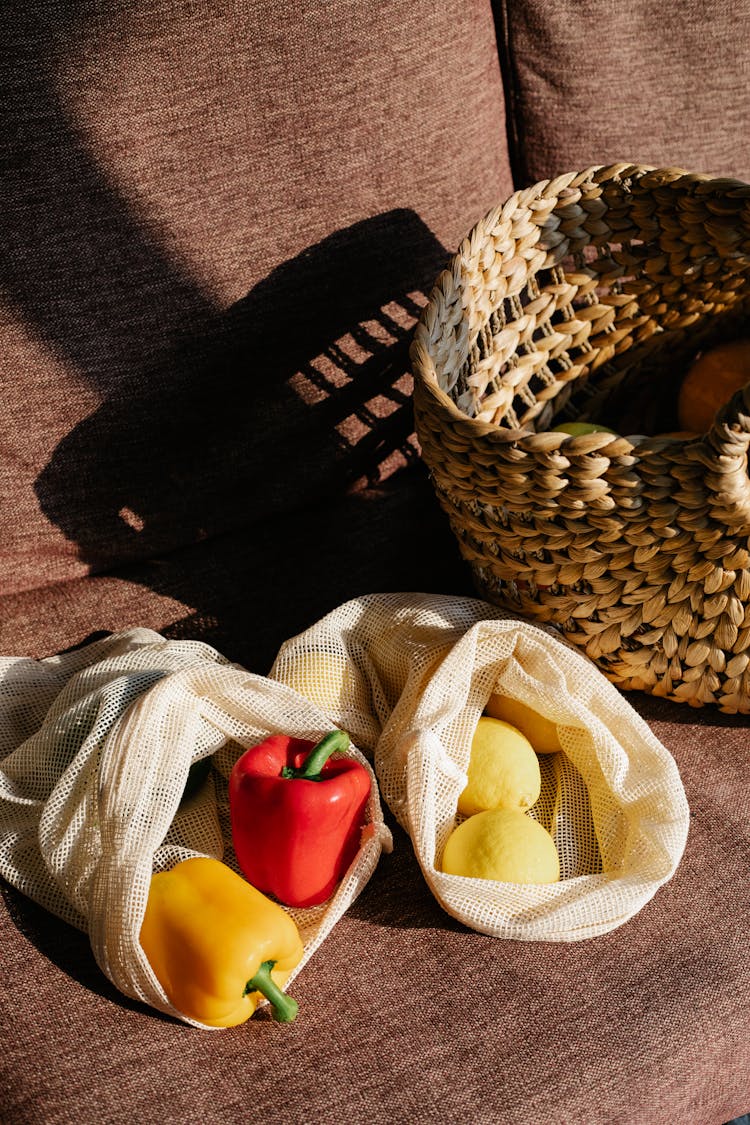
[245,960,299,1023]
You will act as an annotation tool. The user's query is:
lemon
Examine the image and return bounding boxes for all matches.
[457,716,541,817]
[484,693,562,754]
[276,650,358,713]
[441,808,560,883]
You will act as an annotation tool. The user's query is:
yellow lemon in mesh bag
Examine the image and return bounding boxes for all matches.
[457,716,541,818]
[484,693,562,754]
[441,808,560,884]
[276,650,360,713]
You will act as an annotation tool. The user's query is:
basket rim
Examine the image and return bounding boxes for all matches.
[410,162,750,451]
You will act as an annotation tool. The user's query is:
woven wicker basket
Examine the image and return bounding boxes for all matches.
[410,164,750,713]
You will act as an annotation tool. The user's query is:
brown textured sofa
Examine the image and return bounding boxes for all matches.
[2,2,749,1121]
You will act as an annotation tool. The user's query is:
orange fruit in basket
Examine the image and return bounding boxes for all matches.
[677,339,750,433]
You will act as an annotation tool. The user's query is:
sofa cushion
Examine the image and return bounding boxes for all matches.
[495,0,750,185]
[1,0,512,603]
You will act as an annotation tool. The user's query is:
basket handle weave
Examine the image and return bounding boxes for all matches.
[702,381,750,533]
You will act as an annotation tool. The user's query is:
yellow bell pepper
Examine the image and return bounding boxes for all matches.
[140,856,304,1026]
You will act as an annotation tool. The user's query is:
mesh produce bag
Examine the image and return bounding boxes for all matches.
[270,592,690,941]
[0,629,391,1028]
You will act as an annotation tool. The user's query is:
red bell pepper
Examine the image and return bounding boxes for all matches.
[229,729,371,908]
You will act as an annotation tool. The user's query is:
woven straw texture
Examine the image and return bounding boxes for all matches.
[0,630,391,1028]
[270,592,689,942]
[410,164,750,713]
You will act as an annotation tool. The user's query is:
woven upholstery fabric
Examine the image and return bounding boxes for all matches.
[1,0,512,601]
[496,0,750,185]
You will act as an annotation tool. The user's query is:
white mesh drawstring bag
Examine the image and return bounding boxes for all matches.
[0,629,391,1027]
[270,592,690,941]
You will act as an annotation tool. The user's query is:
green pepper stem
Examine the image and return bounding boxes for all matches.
[281,730,350,781]
[245,960,299,1023]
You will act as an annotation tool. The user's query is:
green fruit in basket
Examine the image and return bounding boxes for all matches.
[551,421,618,436]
